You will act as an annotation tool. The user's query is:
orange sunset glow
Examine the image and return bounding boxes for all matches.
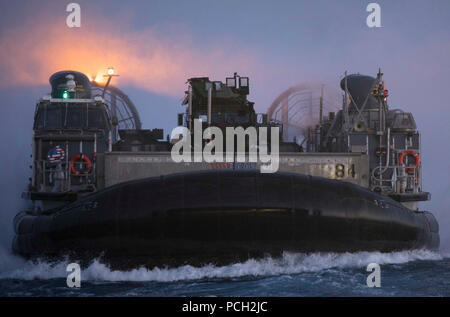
[0,19,257,97]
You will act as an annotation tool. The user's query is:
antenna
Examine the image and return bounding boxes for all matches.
[319,84,324,125]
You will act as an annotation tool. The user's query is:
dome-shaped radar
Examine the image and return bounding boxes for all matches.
[340,74,379,110]
[50,70,92,99]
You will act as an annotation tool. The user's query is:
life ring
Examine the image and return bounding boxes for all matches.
[70,154,92,175]
[399,150,420,174]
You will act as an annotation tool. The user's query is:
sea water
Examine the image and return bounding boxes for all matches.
[0,247,449,296]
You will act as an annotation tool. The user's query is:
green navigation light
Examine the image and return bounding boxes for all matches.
[62,91,69,99]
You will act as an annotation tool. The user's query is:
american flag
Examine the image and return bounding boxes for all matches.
[47,145,65,163]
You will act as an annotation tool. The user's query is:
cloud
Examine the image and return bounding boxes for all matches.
[0,18,257,97]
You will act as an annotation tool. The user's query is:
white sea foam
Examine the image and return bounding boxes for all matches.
[0,246,445,282]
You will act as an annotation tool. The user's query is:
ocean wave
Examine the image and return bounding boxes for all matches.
[0,247,445,282]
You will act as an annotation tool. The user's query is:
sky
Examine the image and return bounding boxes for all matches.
[0,0,449,248]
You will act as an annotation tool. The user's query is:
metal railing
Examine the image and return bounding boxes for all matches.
[370,164,421,194]
[35,159,94,193]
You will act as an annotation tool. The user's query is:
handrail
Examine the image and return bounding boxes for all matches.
[371,164,420,194]
[35,159,93,193]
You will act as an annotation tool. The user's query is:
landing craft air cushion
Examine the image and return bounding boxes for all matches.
[13,70,439,268]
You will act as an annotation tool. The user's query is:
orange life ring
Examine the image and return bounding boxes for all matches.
[399,150,420,174]
[70,154,92,175]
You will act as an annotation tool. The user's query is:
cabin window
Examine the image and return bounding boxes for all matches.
[34,103,109,130]
[66,104,86,128]
[45,104,63,128]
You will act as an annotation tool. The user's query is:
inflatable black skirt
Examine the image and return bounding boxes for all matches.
[13,170,439,268]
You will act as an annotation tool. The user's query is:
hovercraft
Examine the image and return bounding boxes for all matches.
[13,70,439,268]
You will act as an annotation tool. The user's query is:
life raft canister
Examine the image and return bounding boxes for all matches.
[398,150,420,174]
[70,154,92,175]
